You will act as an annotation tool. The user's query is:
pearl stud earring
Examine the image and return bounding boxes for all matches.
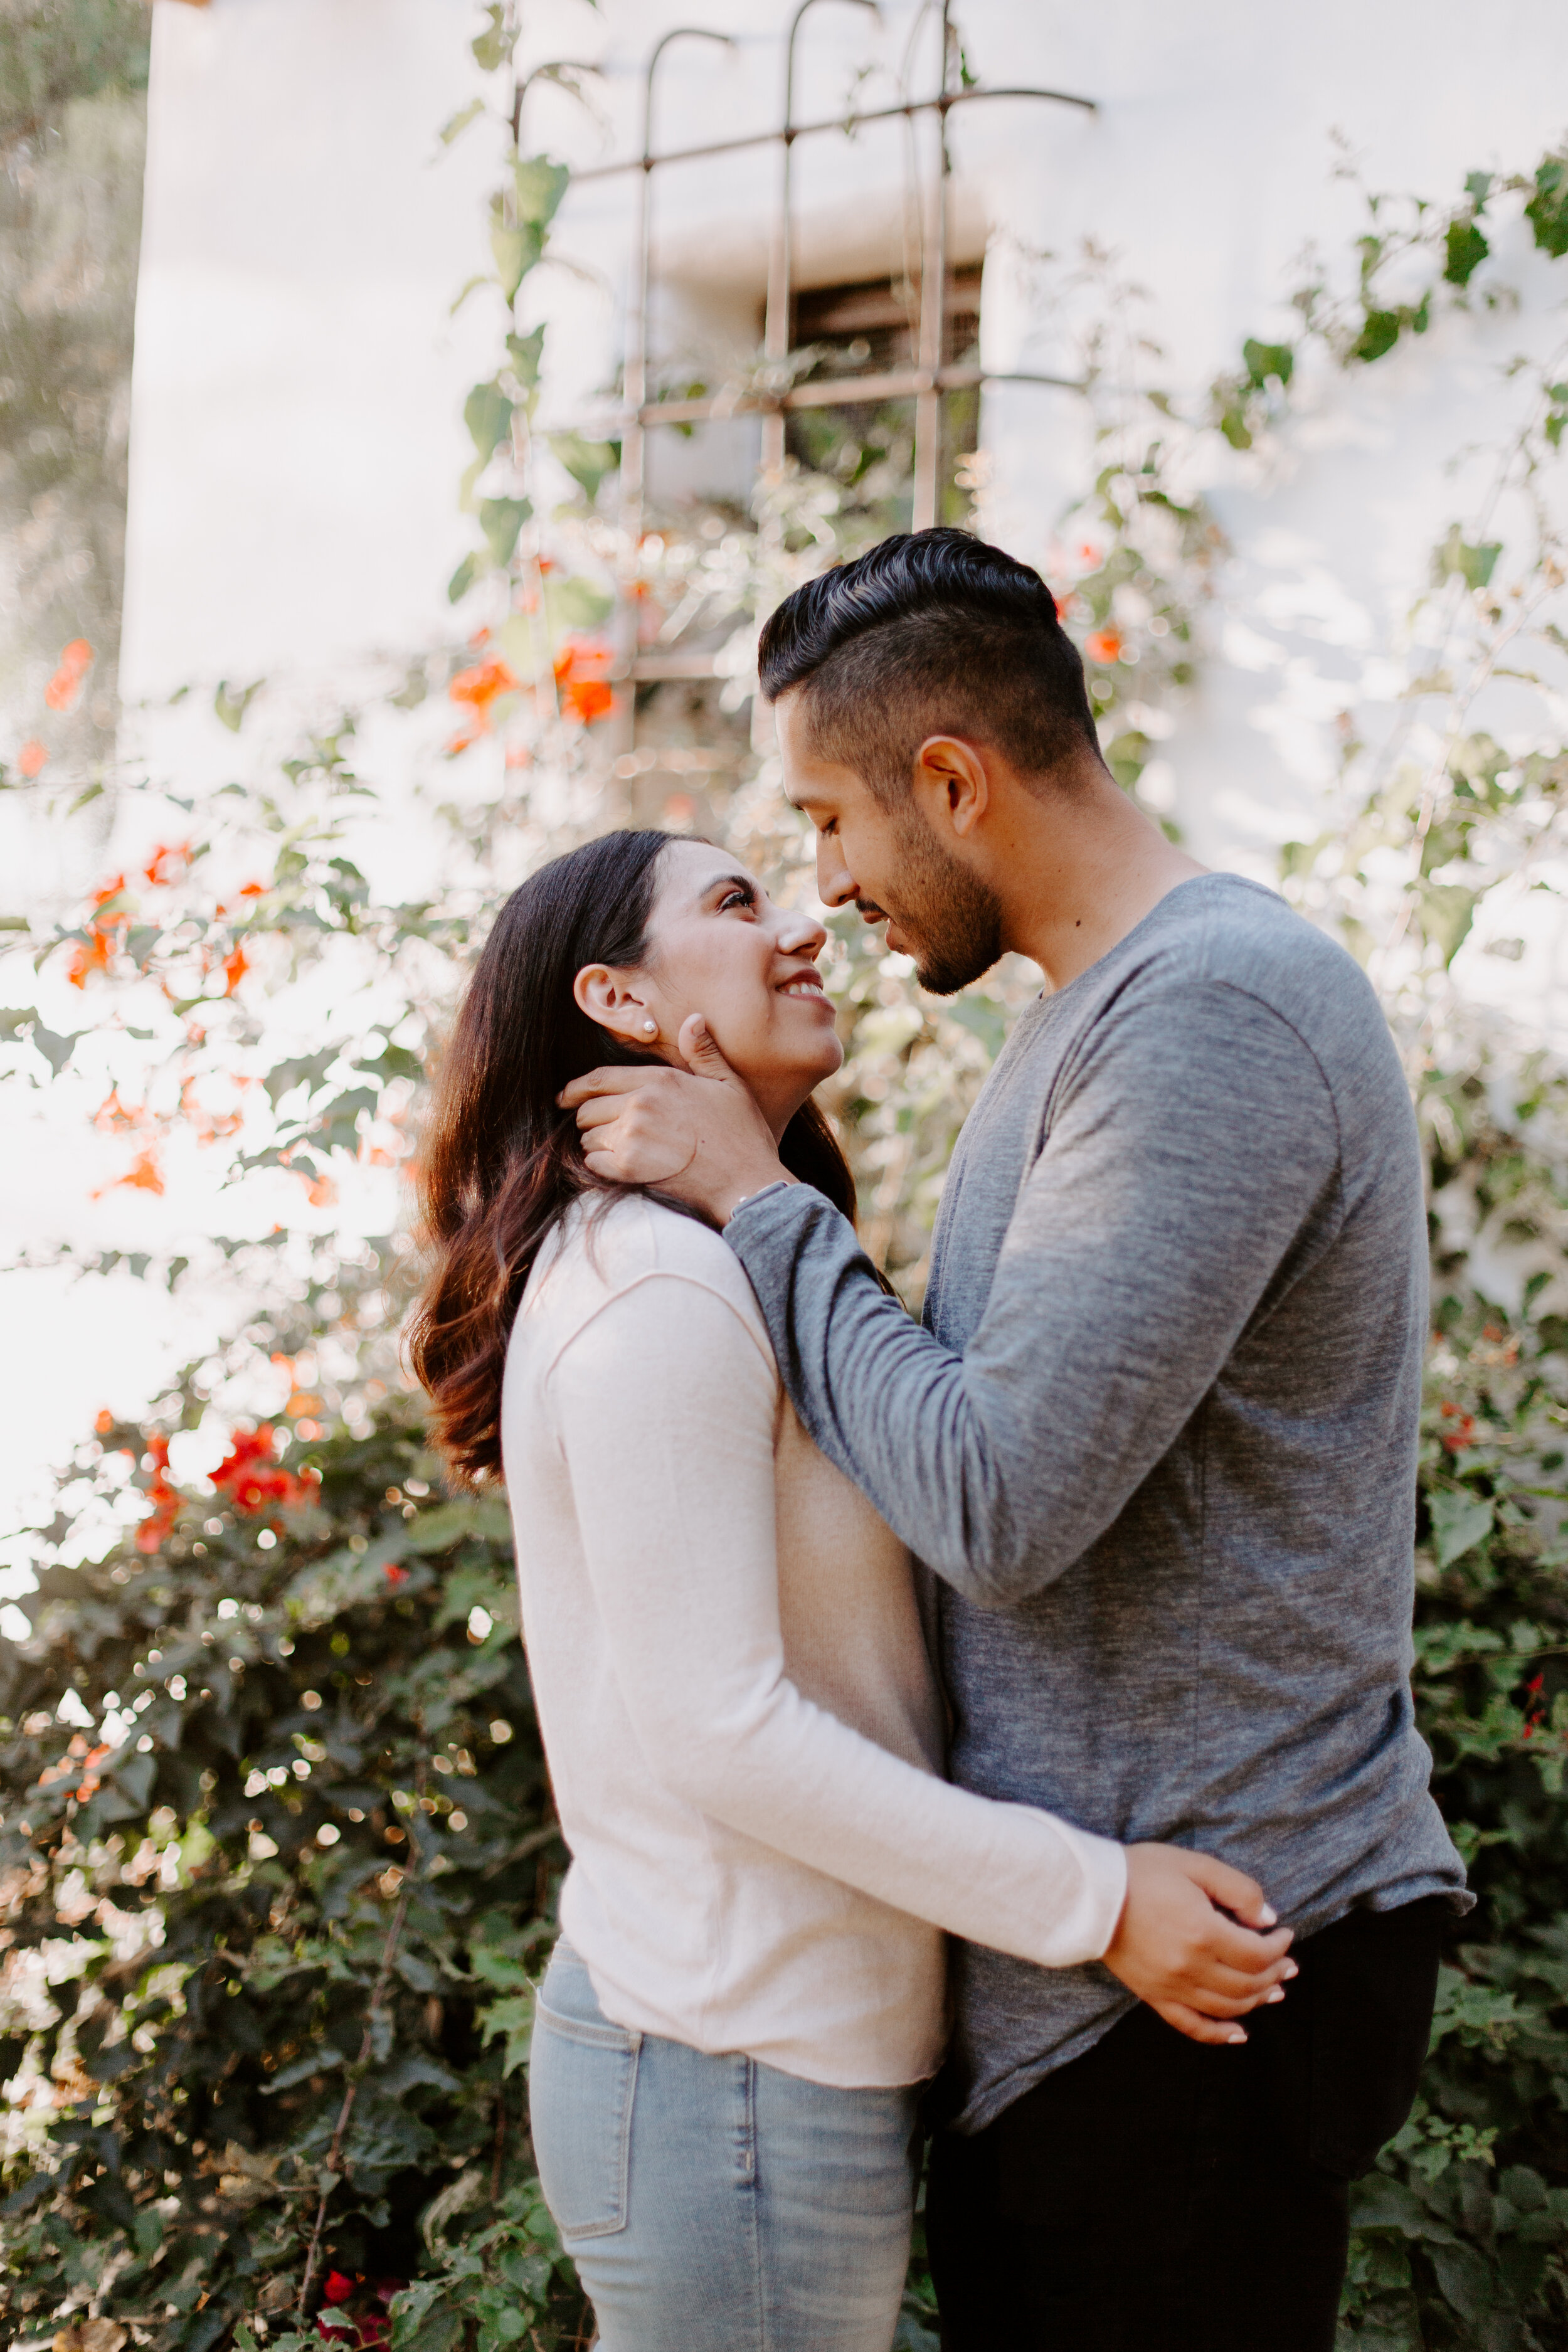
[642,1018,658,1037]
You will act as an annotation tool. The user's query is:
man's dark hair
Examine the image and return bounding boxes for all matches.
[758,528,1101,801]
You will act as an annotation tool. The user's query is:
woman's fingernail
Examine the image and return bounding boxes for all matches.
[1259,1904,1278,1927]
[1284,1960,1299,1979]
[1266,1986,1285,2003]
[1228,2030,1248,2045]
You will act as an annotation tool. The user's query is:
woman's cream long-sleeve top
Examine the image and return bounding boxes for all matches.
[500,1193,1127,2090]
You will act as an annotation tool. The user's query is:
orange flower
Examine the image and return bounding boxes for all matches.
[554,637,614,725]
[305,1172,337,1208]
[94,1086,141,1134]
[118,1149,166,1196]
[65,876,129,987]
[143,841,191,887]
[18,740,47,779]
[238,880,265,899]
[222,945,248,995]
[44,638,93,712]
[448,655,521,734]
[95,1408,114,1436]
[1084,628,1123,665]
[1053,592,1076,622]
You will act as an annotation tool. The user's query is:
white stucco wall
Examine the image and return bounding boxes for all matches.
[3,0,1564,1557]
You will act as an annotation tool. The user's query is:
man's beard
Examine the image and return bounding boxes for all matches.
[884,805,1004,995]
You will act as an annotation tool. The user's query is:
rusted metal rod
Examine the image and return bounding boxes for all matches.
[571,79,1096,186]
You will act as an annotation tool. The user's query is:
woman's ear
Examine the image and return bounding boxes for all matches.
[573,963,653,1042]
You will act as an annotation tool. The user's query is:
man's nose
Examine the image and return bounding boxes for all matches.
[815,838,857,909]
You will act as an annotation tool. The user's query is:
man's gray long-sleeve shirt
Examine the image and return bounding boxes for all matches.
[726,872,1468,2133]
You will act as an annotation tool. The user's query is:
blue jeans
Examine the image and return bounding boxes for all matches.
[528,1941,921,2352]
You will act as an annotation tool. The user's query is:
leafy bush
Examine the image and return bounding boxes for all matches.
[1337,1069,1568,2348]
[0,1389,588,2352]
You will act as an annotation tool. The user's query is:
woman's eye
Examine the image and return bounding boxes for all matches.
[718,887,755,912]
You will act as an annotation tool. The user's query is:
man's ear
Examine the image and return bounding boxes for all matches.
[573,963,652,1041]
[913,735,990,839]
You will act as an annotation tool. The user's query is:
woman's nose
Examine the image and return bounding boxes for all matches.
[778,908,828,959]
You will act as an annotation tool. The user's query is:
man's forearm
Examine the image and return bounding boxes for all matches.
[725,1184,1030,1603]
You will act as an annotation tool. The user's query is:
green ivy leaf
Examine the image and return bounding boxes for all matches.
[478,497,532,567]
[489,215,534,306]
[506,326,546,392]
[1242,337,1294,389]
[1429,1490,1495,1568]
[470,4,511,73]
[548,431,620,504]
[464,379,514,466]
[448,551,481,605]
[1443,216,1489,287]
[215,677,265,733]
[438,98,485,146]
[513,156,569,231]
[1525,154,1568,258]
[1434,523,1502,591]
[1350,308,1402,364]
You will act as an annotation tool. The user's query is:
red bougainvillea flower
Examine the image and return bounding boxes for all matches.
[554,636,614,724]
[1438,1401,1477,1453]
[211,1425,312,1515]
[448,655,520,734]
[322,2274,359,2306]
[44,638,93,711]
[1084,628,1124,665]
[137,1434,180,1554]
[18,739,48,779]
[143,840,191,887]
[383,1562,410,1587]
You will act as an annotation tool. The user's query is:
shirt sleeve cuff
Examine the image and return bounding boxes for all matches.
[1047,1821,1129,1966]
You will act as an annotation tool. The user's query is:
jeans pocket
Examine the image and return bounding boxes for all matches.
[529,1997,641,2240]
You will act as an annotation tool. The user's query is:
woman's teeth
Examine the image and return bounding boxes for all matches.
[780,978,822,997]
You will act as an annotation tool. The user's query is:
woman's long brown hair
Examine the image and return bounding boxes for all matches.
[406,828,857,1487]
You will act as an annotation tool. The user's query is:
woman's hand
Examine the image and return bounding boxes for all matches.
[1102,1845,1296,2046]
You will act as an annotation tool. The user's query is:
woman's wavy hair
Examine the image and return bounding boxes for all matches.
[406,827,856,1486]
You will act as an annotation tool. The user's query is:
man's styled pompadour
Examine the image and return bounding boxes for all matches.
[758,528,1101,802]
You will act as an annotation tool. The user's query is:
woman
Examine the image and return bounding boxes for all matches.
[408,829,1293,2352]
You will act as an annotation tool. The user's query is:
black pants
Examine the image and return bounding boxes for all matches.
[927,1895,1447,2352]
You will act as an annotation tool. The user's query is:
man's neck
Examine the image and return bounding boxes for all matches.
[997,766,1208,993]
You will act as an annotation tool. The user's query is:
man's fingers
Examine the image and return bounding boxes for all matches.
[678,1012,739,1080]
[558,1066,660,1108]
[1184,1852,1279,1931]
[570,1093,625,1132]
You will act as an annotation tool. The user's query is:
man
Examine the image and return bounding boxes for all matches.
[562,530,1469,2347]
